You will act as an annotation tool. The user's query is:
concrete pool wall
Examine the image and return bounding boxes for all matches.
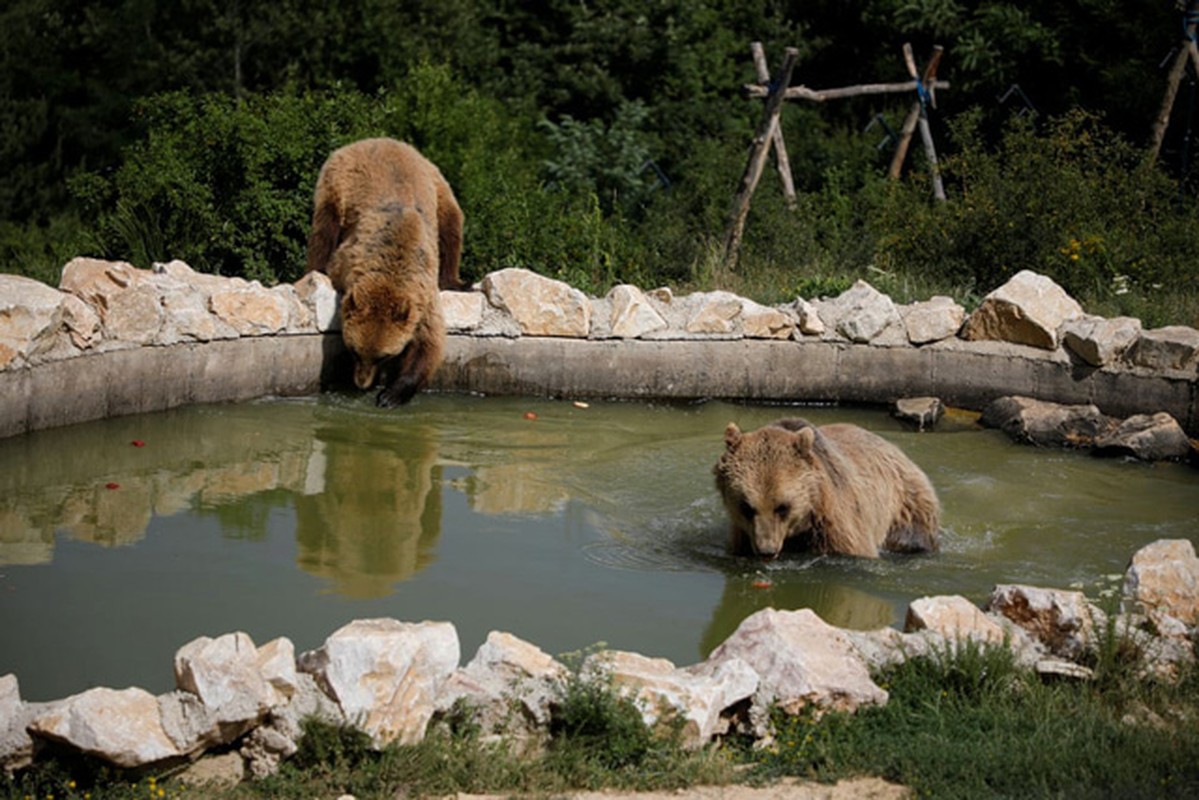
[1,257,1196,438]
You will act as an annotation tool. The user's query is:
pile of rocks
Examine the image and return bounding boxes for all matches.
[977,395,1194,461]
[0,258,337,371]
[3,539,1196,786]
[2,259,1197,439]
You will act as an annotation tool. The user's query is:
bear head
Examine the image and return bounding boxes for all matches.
[339,272,423,390]
[713,420,825,558]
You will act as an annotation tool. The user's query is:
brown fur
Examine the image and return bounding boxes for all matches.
[306,138,465,406]
[713,418,941,559]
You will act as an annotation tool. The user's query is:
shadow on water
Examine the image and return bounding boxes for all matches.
[0,393,1196,700]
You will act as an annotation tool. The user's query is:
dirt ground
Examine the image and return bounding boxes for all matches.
[450,777,911,800]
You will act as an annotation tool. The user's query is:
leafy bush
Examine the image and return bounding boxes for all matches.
[53,66,1199,328]
[548,671,656,773]
[873,108,1199,319]
[67,63,651,295]
[0,213,94,287]
[756,639,1199,799]
[71,87,372,283]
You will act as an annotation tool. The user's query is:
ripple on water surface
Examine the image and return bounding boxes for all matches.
[0,393,1195,700]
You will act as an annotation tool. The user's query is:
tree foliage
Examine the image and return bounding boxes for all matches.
[3,1,1199,324]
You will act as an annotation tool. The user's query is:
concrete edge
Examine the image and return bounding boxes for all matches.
[0,334,346,440]
[1,333,1195,440]
[431,337,1197,434]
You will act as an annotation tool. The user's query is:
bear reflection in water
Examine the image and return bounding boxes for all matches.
[714,418,941,559]
[293,422,441,598]
[700,577,898,655]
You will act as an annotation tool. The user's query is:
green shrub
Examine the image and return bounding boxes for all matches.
[873,108,1199,317]
[71,87,375,284]
[755,638,1199,799]
[548,671,656,773]
[0,213,95,287]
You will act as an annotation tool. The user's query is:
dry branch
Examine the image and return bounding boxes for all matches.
[742,79,950,102]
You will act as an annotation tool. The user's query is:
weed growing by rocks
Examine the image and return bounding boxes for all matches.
[754,639,1199,799]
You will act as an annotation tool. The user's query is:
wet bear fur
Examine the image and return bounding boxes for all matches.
[306,137,465,407]
[713,418,941,558]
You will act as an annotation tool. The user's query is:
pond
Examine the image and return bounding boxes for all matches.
[1,393,1196,702]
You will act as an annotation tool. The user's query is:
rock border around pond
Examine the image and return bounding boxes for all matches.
[1,538,1196,781]
[1,260,1197,439]
[1,260,1197,781]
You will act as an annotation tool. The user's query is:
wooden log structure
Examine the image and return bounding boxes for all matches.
[722,46,799,269]
[751,42,797,207]
[889,44,946,201]
[724,42,950,269]
[1148,0,1199,167]
[742,78,950,103]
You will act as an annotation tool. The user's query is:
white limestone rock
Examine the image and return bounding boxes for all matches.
[271,283,313,333]
[60,292,102,349]
[29,687,182,768]
[1124,326,1199,372]
[295,270,340,332]
[482,268,591,337]
[902,295,965,345]
[298,618,460,748]
[582,649,758,748]
[171,632,289,749]
[793,297,826,336]
[0,674,36,772]
[960,269,1083,350]
[441,289,486,332]
[986,584,1101,661]
[1061,314,1141,367]
[904,595,1007,646]
[741,299,795,340]
[816,280,904,344]
[1123,539,1199,631]
[60,258,164,346]
[607,284,667,338]
[435,631,567,752]
[684,291,743,335]
[0,274,69,368]
[209,282,289,336]
[704,608,887,720]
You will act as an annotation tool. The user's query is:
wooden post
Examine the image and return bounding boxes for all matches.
[723,47,799,269]
[889,44,945,201]
[1148,1,1199,166]
[751,42,797,207]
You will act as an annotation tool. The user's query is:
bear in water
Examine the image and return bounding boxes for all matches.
[713,418,940,558]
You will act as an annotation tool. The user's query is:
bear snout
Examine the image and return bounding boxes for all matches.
[751,524,788,559]
[353,359,380,389]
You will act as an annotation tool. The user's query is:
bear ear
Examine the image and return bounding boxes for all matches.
[793,426,816,457]
[724,422,743,451]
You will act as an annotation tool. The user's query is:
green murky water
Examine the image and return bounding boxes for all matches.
[1,394,1196,701]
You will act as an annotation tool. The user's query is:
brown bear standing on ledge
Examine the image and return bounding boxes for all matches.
[307,138,465,407]
[714,418,941,559]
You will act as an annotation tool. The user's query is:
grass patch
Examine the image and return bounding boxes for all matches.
[753,639,1199,799]
[8,641,1198,799]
